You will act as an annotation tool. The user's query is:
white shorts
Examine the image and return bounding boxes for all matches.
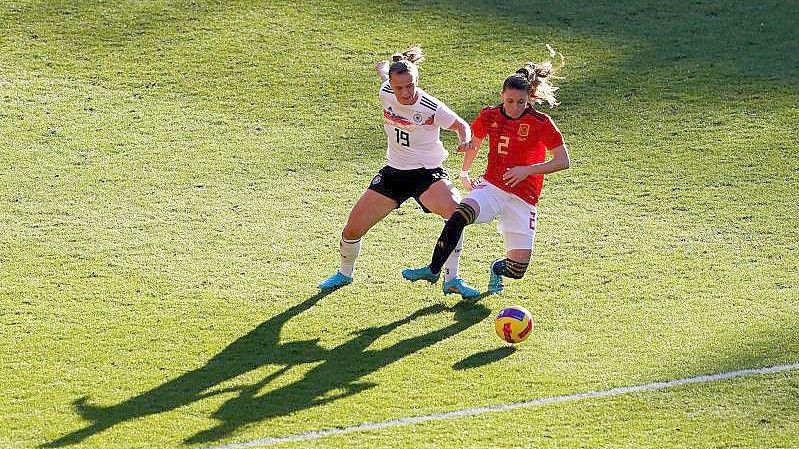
[467,179,538,250]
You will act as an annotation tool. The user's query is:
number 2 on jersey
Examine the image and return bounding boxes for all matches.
[497,135,510,155]
[395,128,409,147]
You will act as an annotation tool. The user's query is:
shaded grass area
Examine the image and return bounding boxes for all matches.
[0,0,797,448]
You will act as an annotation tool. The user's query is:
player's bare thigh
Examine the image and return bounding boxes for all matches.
[342,189,398,240]
[418,179,462,219]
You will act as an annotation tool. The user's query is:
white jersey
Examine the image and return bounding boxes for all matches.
[379,81,458,170]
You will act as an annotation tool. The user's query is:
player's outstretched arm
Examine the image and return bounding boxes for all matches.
[446,117,477,191]
[446,116,472,149]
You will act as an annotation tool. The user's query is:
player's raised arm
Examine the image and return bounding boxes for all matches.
[375,60,390,82]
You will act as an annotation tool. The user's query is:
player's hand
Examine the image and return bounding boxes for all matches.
[455,140,474,153]
[375,60,390,81]
[502,166,532,187]
[459,173,474,191]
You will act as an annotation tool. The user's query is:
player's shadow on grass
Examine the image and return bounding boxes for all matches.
[44,290,489,447]
[452,346,517,370]
[183,301,489,444]
[43,289,333,448]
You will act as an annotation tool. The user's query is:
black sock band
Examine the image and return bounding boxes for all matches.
[492,258,528,279]
[429,203,476,274]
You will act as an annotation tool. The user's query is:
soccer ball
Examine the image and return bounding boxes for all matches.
[495,305,534,344]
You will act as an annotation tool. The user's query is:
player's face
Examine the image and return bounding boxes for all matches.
[501,88,529,119]
[389,71,418,105]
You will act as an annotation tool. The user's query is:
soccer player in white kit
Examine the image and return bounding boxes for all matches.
[318,46,480,299]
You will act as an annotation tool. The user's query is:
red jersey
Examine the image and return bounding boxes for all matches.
[472,105,564,205]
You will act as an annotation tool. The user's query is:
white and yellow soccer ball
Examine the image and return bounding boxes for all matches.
[495,305,534,344]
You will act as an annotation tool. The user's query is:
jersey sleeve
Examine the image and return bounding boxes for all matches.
[471,108,489,139]
[543,116,565,149]
[432,103,458,129]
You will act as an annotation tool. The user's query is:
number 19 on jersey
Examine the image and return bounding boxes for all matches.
[395,128,409,147]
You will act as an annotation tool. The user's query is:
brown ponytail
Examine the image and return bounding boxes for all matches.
[391,45,424,64]
[389,45,424,79]
[504,45,565,107]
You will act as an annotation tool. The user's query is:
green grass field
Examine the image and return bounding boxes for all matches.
[1,0,798,448]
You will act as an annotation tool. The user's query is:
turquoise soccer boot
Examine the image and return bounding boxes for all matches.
[402,265,440,283]
[442,277,480,300]
[318,272,353,290]
[487,259,504,294]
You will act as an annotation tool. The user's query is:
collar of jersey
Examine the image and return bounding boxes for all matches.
[500,106,527,120]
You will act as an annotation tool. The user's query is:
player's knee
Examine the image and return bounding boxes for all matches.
[452,202,477,226]
[342,224,365,241]
[438,200,459,218]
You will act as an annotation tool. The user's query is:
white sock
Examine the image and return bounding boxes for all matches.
[339,237,361,277]
[442,223,464,282]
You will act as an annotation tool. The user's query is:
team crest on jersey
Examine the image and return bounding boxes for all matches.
[412,112,424,124]
[490,121,499,128]
[518,123,530,137]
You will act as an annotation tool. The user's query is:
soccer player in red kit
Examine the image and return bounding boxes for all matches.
[403,55,571,295]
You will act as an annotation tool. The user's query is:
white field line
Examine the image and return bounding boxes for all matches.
[207,362,799,449]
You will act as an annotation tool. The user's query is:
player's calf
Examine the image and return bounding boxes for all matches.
[487,258,529,294]
[493,258,528,279]
[429,202,477,274]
